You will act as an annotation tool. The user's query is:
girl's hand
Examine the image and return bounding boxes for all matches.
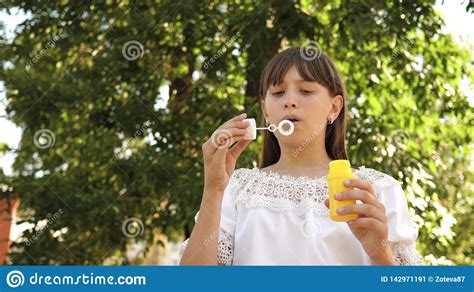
[324,179,396,265]
[202,113,251,193]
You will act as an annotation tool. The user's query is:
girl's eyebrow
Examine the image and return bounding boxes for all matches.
[271,81,285,87]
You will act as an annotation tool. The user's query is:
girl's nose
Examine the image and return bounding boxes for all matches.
[284,99,297,109]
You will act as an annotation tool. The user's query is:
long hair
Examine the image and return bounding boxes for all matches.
[258,46,349,168]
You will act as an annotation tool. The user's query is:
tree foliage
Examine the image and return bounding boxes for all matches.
[0,0,472,265]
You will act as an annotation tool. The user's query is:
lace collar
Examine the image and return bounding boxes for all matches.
[255,168,329,182]
[228,166,400,216]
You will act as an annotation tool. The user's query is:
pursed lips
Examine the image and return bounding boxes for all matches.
[283,116,301,127]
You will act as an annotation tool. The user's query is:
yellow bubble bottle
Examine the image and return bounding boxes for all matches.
[327,160,358,222]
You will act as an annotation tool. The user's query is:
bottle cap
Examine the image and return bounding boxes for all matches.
[329,159,351,170]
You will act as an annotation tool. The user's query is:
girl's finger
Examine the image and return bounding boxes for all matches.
[347,217,385,230]
[222,113,247,127]
[228,138,251,160]
[222,120,251,130]
[335,189,385,212]
[337,203,387,223]
[214,134,246,157]
[209,128,248,152]
[343,179,376,197]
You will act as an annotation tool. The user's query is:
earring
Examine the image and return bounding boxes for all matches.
[327,116,334,125]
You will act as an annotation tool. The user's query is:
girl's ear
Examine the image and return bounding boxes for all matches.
[329,94,344,120]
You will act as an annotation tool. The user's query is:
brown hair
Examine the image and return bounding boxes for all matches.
[258,46,349,168]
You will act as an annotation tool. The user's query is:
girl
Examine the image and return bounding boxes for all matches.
[179,46,424,265]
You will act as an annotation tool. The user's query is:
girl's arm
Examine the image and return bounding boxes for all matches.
[179,186,224,265]
[180,113,250,265]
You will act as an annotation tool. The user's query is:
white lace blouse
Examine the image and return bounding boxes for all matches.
[180,166,425,265]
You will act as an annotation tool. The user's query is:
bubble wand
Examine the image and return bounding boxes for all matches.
[242,118,294,140]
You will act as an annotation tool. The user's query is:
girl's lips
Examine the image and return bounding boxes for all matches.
[289,120,300,126]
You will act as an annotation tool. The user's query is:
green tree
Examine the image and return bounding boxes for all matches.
[0,0,472,265]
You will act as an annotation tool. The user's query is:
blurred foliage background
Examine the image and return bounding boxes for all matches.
[0,0,472,265]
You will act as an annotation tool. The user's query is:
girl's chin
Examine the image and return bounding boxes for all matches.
[276,127,324,144]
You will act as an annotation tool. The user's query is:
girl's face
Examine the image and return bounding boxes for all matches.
[261,65,343,146]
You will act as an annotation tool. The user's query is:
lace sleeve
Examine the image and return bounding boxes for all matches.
[390,242,425,265]
[179,228,234,265]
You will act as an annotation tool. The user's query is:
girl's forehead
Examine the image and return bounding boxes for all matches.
[273,74,319,86]
[273,67,318,86]
[283,65,301,79]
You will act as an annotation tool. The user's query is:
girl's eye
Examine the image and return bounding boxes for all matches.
[301,90,314,94]
[272,91,285,96]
